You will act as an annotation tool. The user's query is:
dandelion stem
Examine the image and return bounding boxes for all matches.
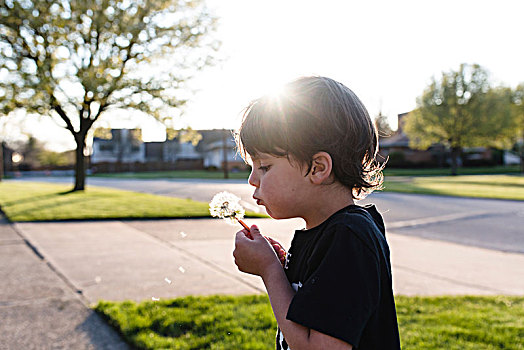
[236,217,249,230]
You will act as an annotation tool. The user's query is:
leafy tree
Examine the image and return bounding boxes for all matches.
[0,141,3,181]
[38,149,74,168]
[404,64,514,175]
[0,0,219,190]
[510,84,524,173]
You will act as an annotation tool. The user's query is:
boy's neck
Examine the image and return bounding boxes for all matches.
[302,185,355,229]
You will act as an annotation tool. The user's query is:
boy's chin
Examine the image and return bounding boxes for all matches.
[265,208,293,221]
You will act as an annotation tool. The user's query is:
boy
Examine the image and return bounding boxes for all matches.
[233,76,401,349]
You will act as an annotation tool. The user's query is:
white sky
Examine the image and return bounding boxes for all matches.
[3,0,524,151]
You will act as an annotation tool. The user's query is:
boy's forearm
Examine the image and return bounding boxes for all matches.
[261,263,312,349]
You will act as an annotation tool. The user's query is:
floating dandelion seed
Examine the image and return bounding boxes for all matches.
[179,231,187,238]
[209,191,249,230]
[152,297,160,301]
[164,277,172,284]
[178,266,185,274]
[94,276,102,284]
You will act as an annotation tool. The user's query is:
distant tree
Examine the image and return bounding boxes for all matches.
[374,111,392,138]
[21,136,42,168]
[0,140,3,181]
[38,149,74,168]
[511,84,524,173]
[404,64,514,175]
[0,0,219,191]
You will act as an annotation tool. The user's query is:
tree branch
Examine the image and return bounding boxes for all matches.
[51,98,76,135]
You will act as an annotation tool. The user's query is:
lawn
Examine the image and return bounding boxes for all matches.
[95,295,524,350]
[90,166,521,180]
[0,182,265,222]
[92,170,252,180]
[383,165,520,177]
[91,168,524,201]
[1,174,522,222]
[383,174,524,201]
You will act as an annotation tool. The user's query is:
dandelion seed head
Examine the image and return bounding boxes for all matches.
[209,191,245,225]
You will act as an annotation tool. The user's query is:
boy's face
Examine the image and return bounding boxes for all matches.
[248,153,312,220]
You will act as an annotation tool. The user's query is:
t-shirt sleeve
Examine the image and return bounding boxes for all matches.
[285,223,380,347]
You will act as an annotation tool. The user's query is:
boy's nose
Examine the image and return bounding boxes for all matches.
[248,169,259,187]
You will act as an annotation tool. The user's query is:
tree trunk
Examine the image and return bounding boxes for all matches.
[521,129,524,174]
[0,142,4,182]
[222,129,229,179]
[73,135,87,191]
[450,146,461,176]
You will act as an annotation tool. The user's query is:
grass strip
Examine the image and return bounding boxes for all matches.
[383,165,520,177]
[90,166,521,180]
[92,170,252,180]
[383,175,524,201]
[1,174,522,222]
[94,295,524,350]
[0,182,265,222]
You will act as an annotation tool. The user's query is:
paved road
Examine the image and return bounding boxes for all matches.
[11,176,524,254]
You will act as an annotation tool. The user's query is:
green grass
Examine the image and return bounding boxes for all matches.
[0,182,265,222]
[383,165,520,177]
[94,295,524,350]
[92,170,252,180]
[90,166,521,180]
[95,295,276,350]
[1,174,522,222]
[396,296,524,349]
[382,174,524,201]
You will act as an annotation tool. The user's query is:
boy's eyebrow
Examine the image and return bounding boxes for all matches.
[249,153,264,162]
[250,154,272,162]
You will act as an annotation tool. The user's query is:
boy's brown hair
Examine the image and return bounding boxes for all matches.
[236,76,384,199]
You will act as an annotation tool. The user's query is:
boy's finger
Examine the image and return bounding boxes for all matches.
[266,236,283,248]
[237,228,253,240]
[250,225,262,237]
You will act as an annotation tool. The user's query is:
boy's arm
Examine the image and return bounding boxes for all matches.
[262,263,352,350]
[234,226,352,350]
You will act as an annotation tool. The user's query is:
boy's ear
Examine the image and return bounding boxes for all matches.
[308,152,333,185]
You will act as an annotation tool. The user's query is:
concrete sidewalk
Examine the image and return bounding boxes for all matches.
[2,217,524,348]
[0,216,128,349]
[12,218,524,303]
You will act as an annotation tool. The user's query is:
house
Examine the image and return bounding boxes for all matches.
[379,113,497,167]
[195,130,246,171]
[91,129,145,164]
[90,128,248,173]
[379,113,444,167]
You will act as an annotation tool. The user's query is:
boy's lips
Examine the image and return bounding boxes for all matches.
[253,196,263,205]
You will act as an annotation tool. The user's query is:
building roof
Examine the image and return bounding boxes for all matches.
[380,132,410,148]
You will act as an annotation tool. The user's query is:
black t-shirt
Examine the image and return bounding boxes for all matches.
[276,205,401,350]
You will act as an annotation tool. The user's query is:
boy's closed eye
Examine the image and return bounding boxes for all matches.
[258,165,271,172]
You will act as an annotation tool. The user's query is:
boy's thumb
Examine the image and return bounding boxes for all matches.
[250,225,261,237]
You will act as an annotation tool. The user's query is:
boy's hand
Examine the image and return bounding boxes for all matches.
[240,228,287,267]
[265,236,287,267]
[234,225,282,277]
